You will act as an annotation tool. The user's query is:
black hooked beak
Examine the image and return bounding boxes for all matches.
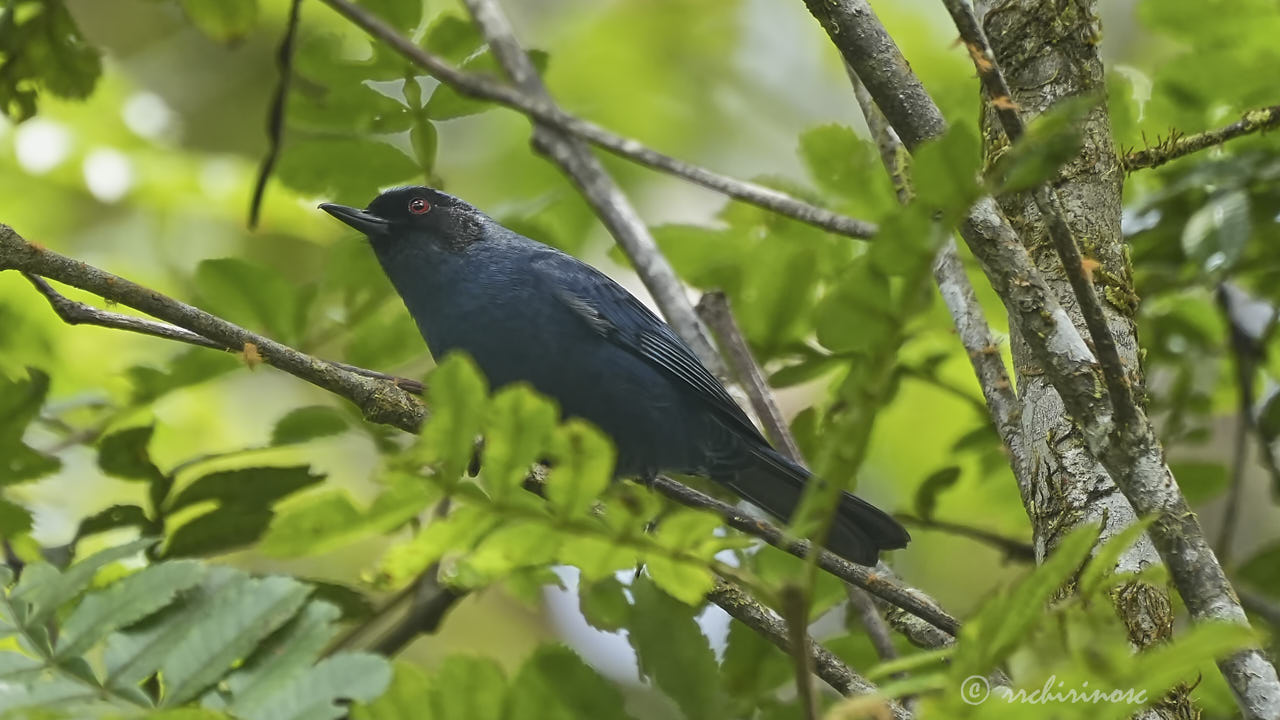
[319,203,390,236]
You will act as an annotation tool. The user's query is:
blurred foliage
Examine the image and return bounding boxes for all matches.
[0,0,1278,717]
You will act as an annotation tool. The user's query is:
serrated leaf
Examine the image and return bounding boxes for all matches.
[0,0,100,122]
[350,661,433,720]
[644,557,714,606]
[261,478,437,558]
[376,505,500,587]
[951,522,1100,678]
[422,14,483,64]
[413,354,490,488]
[231,652,391,720]
[545,420,614,517]
[721,617,790,701]
[506,644,635,720]
[179,0,258,43]
[913,125,983,217]
[74,504,152,543]
[12,538,158,627]
[557,536,637,582]
[219,600,341,711]
[194,258,314,346]
[271,406,350,446]
[0,369,60,486]
[459,521,562,582]
[158,575,312,705]
[627,577,725,719]
[357,0,423,33]
[798,124,881,200]
[482,385,559,499]
[55,560,205,659]
[578,576,631,632]
[814,259,896,354]
[428,656,506,720]
[0,497,33,536]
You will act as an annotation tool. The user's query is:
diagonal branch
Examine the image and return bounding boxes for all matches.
[802,1,1280,715]
[21,272,425,394]
[1123,105,1280,172]
[315,0,878,241]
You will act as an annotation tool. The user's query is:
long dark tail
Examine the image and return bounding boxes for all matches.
[717,447,909,566]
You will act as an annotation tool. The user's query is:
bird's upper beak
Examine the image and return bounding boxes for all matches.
[319,203,390,236]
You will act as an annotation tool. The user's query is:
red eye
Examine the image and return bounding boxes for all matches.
[408,197,430,215]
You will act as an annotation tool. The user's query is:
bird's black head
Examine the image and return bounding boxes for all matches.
[319,186,487,252]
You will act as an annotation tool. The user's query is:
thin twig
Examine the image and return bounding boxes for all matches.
[21,272,425,394]
[845,65,912,204]
[896,514,1034,563]
[0,226,960,637]
[1123,106,1280,172]
[248,0,302,228]
[709,582,908,718]
[314,0,878,241]
[846,585,899,661]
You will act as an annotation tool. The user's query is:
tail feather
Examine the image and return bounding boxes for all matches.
[718,447,909,566]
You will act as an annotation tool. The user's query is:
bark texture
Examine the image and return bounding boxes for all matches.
[975,1,1189,716]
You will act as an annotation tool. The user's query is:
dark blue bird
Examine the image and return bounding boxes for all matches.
[321,186,908,565]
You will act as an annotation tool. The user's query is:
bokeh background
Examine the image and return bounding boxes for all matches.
[2,0,1279,716]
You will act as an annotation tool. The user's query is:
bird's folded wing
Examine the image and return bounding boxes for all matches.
[530,249,765,443]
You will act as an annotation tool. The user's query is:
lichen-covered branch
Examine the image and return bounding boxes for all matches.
[1123,105,1280,172]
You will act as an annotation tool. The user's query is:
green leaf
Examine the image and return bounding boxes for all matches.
[157,575,312,705]
[0,0,101,122]
[75,504,152,542]
[179,0,259,43]
[798,124,882,200]
[557,536,637,582]
[413,353,490,487]
[0,369,60,486]
[814,259,896,354]
[126,349,240,405]
[271,406,350,446]
[1077,517,1158,599]
[422,14,483,64]
[459,521,562,583]
[0,497,33,536]
[428,656,507,720]
[425,50,549,120]
[913,466,961,520]
[97,424,165,482]
[1239,541,1280,595]
[506,645,636,720]
[12,538,158,627]
[578,576,631,632]
[259,476,436,558]
[350,661,433,720]
[164,507,275,558]
[230,652,391,720]
[721,617,790,703]
[1181,190,1251,274]
[276,137,418,207]
[545,420,614,517]
[482,385,560,499]
[376,505,500,587]
[169,466,325,513]
[627,577,725,720]
[1167,461,1228,504]
[55,560,205,659]
[194,258,314,346]
[357,0,423,33]
[986,96,1093,194]
[951,522,1100,678]
[912,125,982,217]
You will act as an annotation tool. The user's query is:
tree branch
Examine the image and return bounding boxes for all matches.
[247,0,302,228]
[1123,105,1280,172]
[709,582,908,718]
[803,1,1280,715]
[314,0,879,242]
[896,514,1034,563]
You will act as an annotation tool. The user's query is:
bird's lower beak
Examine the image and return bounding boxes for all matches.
[319,203,390,236]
